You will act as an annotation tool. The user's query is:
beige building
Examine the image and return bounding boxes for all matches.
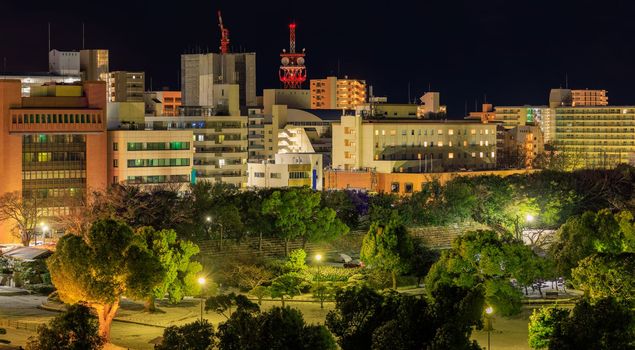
[108,71,145,102]
[310,76,366,109]
[80,49,109,82]
[108,130,194,187]
[247,153,323,190]
[550,106,635,169]
[333,115,498,173]
[501,125,544,169]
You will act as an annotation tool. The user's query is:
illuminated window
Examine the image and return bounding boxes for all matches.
[472,152,476,158]
[382,130,386,136]
[485,141,489,146]
[438,141,443,147]
[375,130,379,136]
[390,130,397,135]
[448,152,454,159]
[391,182,400,193]
[479,141,484,146]
[449,141,453,147]
[463,140,468,147]
[470,129,476,135]
[485,129,489,135]
[491,152,495,158]
[448,129,454,135]
[437,129,443,135]
[479,152,484,158]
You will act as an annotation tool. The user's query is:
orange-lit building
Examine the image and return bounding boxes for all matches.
[571,89,608,106]
[0,80,108,243]
[310,76,366,109]
[325,168,536,195]
[145,91,182,116]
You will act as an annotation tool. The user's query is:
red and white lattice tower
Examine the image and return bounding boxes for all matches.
[279,23,307,89]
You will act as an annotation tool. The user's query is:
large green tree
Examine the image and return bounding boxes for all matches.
[571,252,635,303]
[262,188,349,255]
[551,210,635,278]
[47,219,164,340]
[136,227,202,312]
[361,213,414,289]
[425,230,525,316]
[155,320,215,350]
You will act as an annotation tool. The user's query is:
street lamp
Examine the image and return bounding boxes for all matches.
[484,306,494,350]
[315,254,323,308]
[525,214,535,223]
[515,213,536,242]
[39,222,49,246]
[198,277,206,322]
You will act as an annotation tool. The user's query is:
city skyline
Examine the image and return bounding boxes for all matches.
[4,0,635,116]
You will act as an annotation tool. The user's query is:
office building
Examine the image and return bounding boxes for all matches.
[108,71,145,102]
[549,88,609,108]
[146,84,248,186]
[80,49,109,82]
[107,129,194,187]
[247,153,323,190]
[333,114,498,173]
[310,76,366,109]
[0,80,108,242]
[181,52,256,107]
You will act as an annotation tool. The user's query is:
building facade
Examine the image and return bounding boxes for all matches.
[181,52,256,107]
[333,115,498,173]
[247,153,323,190]
[310,76,366,109]
[0,80,108,242]
[145,91,182,116]
[551,106,635,168]
[571,89,608,107]
[500,125,544,169]
[108,71,145,102]
[107,130,194,187]
[80,49,109,82]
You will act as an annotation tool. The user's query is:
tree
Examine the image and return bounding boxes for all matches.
[409,239,440,286]
[269,273,303,306]
[361,214,414,289]
[206,293,259,319]
[25,304,105,350]
[571,253,635,303]
[312,281,341,309]
[262,188,349,255]
[155,319,215,350]
[528,298,635,350]
[528,307,570,350]
[326,284,484,350]
[249,286,270,305]
[284,249,307,273]
[551,210,635,278]
[0,191,38,246]
[47,219,164,340]
[217,306,336,350]
[135,227,202,312]
[321,190,360,230]
[425,230,523,316]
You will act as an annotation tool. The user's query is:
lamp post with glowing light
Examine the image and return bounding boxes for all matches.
[40,223,49,245]
[198,277,206,322]
[484,306,494,350]
[515,213,536,241]
[315,254,323,308]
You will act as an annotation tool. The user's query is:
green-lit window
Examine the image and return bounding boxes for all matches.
[127,142,143,151]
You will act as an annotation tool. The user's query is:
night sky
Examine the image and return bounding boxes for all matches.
[3,0,635,117]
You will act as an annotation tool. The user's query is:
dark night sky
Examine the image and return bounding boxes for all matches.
[3,0,635,117]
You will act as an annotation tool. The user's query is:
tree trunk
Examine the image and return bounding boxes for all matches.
[301,237,307,250]
[94,301,119,341]
[144,296,156,313]
[21,230,30,247]
[281,296,285,307]
[391,271,397,290]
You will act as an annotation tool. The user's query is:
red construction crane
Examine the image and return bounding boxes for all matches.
[217,10,230,54]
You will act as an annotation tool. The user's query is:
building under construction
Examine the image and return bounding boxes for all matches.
[181,11,257,108]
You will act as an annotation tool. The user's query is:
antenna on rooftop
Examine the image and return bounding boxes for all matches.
[82,22,85,49]
[48,22,51,53]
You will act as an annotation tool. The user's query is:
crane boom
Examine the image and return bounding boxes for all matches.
[217,10,230,54]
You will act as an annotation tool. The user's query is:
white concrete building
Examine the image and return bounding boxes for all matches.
[247,153,323,190]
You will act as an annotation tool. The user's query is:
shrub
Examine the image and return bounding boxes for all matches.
[25,304,105,350]
[307,266,358,283]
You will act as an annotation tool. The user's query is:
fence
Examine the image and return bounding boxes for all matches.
[0,318,42,332]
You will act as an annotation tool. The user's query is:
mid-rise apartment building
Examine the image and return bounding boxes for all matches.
[500,125,544,169]
[0,80,108,242]
[571,89,608,107]
[333,115,498,173]
[550,106,635,168]
[310,76,366,109]
[144,91,182,116]
[108,71,145,102]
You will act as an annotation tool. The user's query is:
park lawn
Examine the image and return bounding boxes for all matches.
[471,308,534,350]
